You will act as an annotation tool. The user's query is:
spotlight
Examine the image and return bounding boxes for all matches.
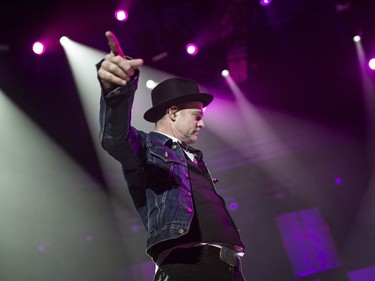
[221,69,230,77]
[146,80,157,90]
[32,41,45,55]
[369,58,375,70]
[353,35,361,42]
[115,9,128,22]
[59,36,70,46]
[186,43,198,56]
[260,0,272,6]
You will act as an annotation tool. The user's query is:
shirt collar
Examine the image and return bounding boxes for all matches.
[153,131,181,144]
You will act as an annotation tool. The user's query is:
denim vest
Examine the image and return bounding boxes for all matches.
[99,76,215,257]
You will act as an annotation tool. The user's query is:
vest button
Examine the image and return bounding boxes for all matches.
[185,173,189,178]
[187,191,192,197]
[187,207,193,213]
[178,228,185,235]
[172,144,177,150]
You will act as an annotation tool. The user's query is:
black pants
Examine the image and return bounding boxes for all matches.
[154,246,246,281]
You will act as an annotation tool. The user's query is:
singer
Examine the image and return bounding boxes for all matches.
[97,31,246,281]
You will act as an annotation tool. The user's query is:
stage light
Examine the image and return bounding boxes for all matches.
[59,36,70,46]
[369,58,375,70]
[221,69,230,77]
[115,9,128,21]
[229,202,238,211]
[260,0,272,6]
[353,35,361,42]
[335,177,343,186]
[146,80,157,89]
[32,41,45,55]
[186,43,198,56]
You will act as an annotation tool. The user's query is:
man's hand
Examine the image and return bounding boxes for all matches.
[98,31,143,93]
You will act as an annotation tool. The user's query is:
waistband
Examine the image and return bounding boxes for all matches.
[159,244,241,267]
[202,245,240,267]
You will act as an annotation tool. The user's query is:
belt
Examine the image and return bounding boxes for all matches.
[201,245,239,267]
[160,245,240,267]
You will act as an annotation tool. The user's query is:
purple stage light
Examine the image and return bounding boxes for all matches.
[115,9,128,21]
[186,43,198,55]
[260,0,272,6]
[369,58,375,70]
[32,41,45,55]
[335,177,343,186]
[229,202,238,211]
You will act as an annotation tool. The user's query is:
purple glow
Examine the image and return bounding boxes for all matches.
[186,43,198,55]
[260,0,272,6]
[348,266,375,281]
[335,177,343,186]
[369,58,375,70]
[32,41,45,55]
[131,224,142,232]
[37,243,46,253]
[229,202,238,211]
[85,234,94,242]
[115,9,128,21]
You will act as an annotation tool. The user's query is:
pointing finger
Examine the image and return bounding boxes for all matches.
[105,31,124,57]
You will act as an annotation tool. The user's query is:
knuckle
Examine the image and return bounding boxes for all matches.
[98,68,106,79]
[104,54,112,60]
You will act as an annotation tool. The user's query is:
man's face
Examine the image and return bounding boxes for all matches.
[172,101,205,144]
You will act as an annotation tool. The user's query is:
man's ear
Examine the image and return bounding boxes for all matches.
[168,106,178,121]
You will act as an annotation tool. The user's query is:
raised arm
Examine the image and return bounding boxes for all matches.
[97,31,145,167]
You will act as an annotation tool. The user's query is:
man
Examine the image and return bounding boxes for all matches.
[97,31,246,281]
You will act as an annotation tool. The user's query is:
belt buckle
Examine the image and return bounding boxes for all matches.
[219,246,237,267]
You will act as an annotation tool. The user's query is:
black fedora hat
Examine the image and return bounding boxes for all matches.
[143,77,213,122]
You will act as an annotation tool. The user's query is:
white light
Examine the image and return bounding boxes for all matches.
[146,80,158,90]
[32,42,45,55]
[369,58,375,70]
[353,35,361,42]
[221,69,230,77]
[260,0,272,6]
[60,36,70,46]
[115,9,128,21]
[186,43,198,56]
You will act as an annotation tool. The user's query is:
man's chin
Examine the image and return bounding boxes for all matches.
[189,136,198,144]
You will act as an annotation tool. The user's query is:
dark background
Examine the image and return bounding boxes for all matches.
[1,0,375,280]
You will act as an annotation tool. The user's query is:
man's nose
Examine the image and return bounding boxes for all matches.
[198,119,205,128]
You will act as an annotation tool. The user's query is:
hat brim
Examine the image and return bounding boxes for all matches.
[143,93,213,122]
